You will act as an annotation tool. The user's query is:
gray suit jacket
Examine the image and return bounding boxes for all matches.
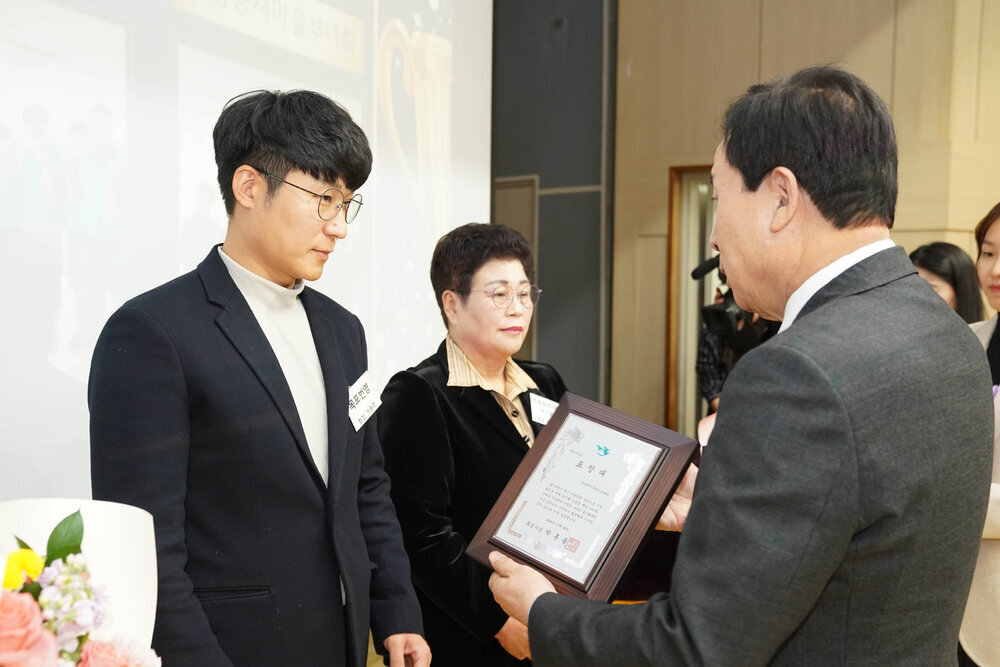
[529,246,994,666]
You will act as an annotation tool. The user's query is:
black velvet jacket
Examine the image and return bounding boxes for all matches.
[378,341,566,667]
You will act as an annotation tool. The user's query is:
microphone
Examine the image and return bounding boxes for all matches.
[690,255,720,280]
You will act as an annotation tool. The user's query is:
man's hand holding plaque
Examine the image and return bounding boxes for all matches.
[488,552,555,627]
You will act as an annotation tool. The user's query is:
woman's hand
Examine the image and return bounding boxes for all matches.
[494,616,531,660]
[656,463,698,532]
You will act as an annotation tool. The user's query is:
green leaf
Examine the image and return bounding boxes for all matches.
[45,510,83,566]
[14,536,32,551]
[20,580,41,600]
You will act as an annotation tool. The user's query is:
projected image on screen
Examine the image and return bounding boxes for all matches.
[0,0,128,496]
[0,0,491,501]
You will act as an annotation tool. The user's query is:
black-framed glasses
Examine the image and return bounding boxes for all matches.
[256,168,363,223]
[455,285,542,309]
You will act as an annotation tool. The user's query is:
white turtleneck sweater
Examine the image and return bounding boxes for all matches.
[218,247,329,485]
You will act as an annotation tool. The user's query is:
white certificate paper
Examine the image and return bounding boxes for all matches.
[493,413,658,585]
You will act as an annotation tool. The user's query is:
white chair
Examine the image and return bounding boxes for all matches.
[0,498,157,646]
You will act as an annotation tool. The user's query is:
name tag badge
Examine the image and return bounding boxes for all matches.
[347,370,381,432]
[529,393,559,426]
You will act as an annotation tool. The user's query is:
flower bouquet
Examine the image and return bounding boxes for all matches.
[1,510,159,667]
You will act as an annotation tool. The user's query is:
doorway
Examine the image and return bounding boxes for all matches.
[666,167,719,437]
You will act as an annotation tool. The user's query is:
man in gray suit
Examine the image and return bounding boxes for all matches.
[489,66,994,665]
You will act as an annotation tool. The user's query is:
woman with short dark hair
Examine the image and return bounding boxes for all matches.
[378,223,566,666]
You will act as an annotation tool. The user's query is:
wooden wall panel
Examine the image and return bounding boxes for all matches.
[892,0,954,142]
[950,0,982,143]
[622,0,760,164]
[948,144,1000,228]
[895,142,952,229]
[627,233,667,423]
[948,0,1000,227]
[759,0,895,98]
[977,0,1000,142]
[615,0,759,234]
[891,0,954,230]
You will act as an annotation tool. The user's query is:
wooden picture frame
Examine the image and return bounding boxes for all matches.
[467,393,697,600]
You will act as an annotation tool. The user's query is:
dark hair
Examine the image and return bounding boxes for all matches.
[430,223,536,328]
[974,202,1000,257]
[909,242,983,323]
[723,66,897,229]
[213,90,372,215]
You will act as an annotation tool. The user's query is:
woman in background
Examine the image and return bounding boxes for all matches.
[378,223,566,666]
[960,201,1000,666]
[909,241,983,323]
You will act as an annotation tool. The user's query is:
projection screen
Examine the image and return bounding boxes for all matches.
[0,0,493,500]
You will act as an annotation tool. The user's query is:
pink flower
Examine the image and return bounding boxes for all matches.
[79,637,160,667]
[0,591,58,667]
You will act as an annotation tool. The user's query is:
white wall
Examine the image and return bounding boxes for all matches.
[0,0,493,500]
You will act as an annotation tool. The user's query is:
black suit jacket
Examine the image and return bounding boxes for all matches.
[378,342,566,667]
[529,247,994,665]
[89,247,422,666]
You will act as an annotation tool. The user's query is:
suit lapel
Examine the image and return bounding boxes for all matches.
[300,289,351,507]
[198,249,326,493]
[797,246,915,323]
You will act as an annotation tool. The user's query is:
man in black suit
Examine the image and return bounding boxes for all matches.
[89,90,429,667]
[489,66,994,665]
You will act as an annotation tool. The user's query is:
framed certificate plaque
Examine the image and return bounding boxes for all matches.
[466,392,697,601]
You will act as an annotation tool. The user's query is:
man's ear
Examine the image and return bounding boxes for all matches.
[442,290,460,327]
[767,166,800,233]
[232,165,263,210]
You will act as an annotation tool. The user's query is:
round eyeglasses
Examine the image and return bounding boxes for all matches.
[256,168,363,223]
[455,285,542,309]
